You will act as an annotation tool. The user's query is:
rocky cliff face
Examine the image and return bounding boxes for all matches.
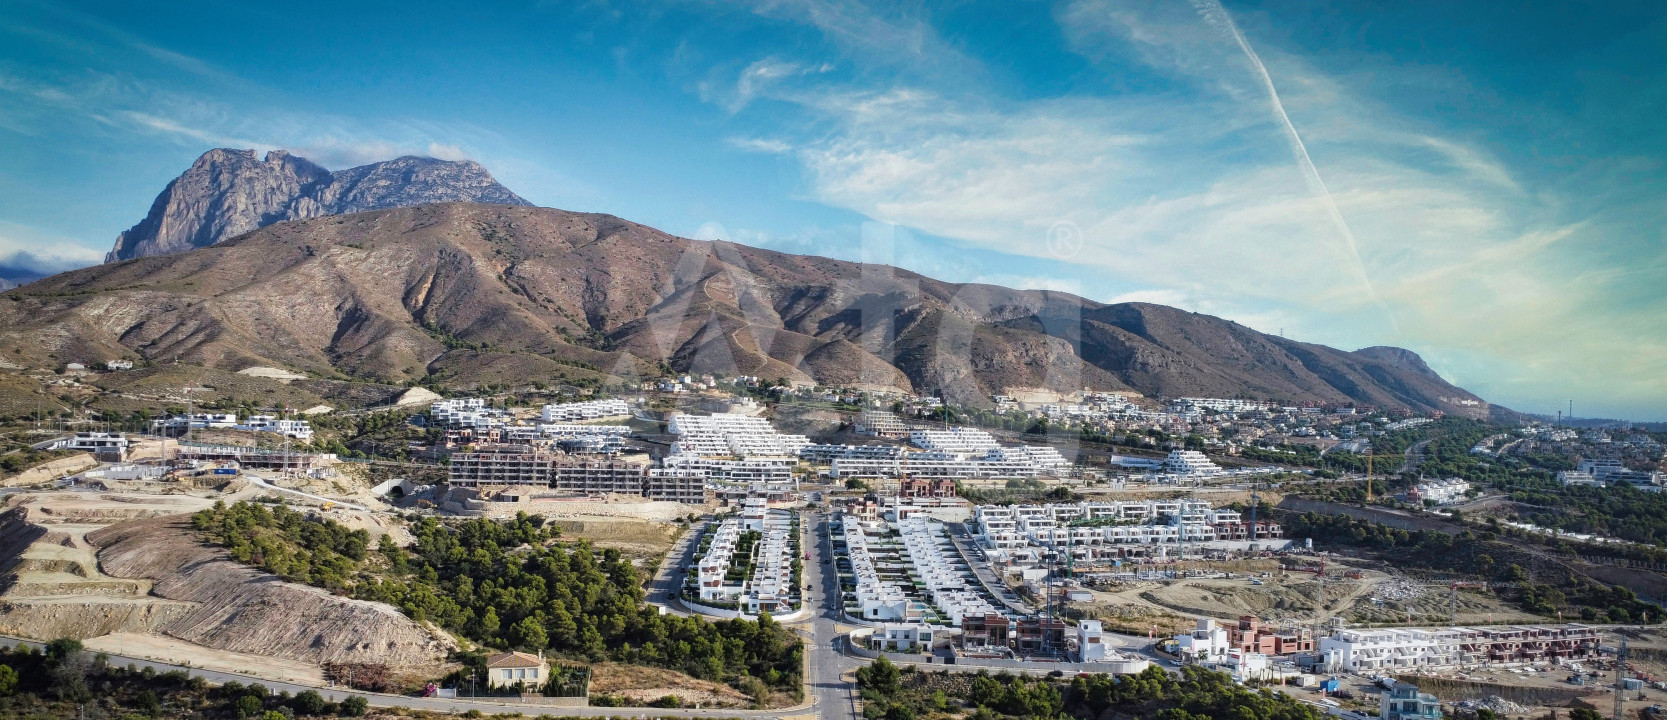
[106,149,530,261]
[7,203,1494,416]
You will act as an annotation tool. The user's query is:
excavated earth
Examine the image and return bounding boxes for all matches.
[0,496,199,639]
[88,516,452,673]
[0,492,450,677]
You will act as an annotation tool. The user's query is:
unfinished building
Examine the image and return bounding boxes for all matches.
[447,446,556,486]
[553,461,648,495]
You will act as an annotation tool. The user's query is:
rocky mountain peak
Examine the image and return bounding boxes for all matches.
[106,148,530,262]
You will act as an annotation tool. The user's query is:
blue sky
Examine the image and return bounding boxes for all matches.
[1,0,1664,420]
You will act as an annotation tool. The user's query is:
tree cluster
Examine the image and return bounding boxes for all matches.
[854,660,1321,720]
[0,639,369,719]
[191,501,370,593]
[349,513,802,699]
[193,503,803,700]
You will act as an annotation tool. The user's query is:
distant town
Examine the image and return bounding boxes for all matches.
[4,364,1666,720]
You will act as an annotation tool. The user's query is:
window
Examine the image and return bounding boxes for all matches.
[530,668,539,679]
[502,669,513,679]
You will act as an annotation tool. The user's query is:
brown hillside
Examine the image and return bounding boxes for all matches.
[0,203,1490,415]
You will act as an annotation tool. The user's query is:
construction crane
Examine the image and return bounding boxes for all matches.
[1045,512,1107,657]
[1366,451,1374,501]
[1448,581,1486,626]
[1615,633,1629,720]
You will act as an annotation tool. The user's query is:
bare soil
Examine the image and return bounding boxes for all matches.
[547,516,681,565]
[585,662,754,708]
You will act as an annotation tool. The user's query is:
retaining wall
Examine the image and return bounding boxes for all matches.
[681,597,809,623]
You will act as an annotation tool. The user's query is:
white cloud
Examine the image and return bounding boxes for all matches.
[728,136,794,154]
[700,0,1667,417]
[0,221,104,274]
[728,0,969,75]
[425,142,471,161]
[708,57,833,112]
[117,110,267,150]
[693,221,732,241]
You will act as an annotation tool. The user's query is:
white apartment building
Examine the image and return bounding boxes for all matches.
[1173,398,1271,414]
[55,432,131,455]
[854,410,910,438]
[662,454,794,484]
[240,415,313,442]
[1557,470,1600,486]
[539,424,631,438]
[1076,620,1108,662]
[1385,417,1434,431]
[1576,458,1626,476]
[539,423,632,454]
[898,517,1001,626]
[745,507,795,614]
[909,428,1001,457]
[1574,458,1663,489]
[1163,450,1220,476]
[982,445,1069,472]
[1316,624,1600,672]
[1175,618,1231,663]
[696,519,744,603]
[974,500,1280,557]
[1409,478,1469,505]
[668,412,808,459]
[831,454,1040,480]
[431,398,490,427]
[843,517,925,622]
[823,442,1066,480]
[800,444,907,463]
[150,413,240,433]
[669,412,776,436]
[540,398,630,422]
[725,433,811,458]
[669,432,733,457]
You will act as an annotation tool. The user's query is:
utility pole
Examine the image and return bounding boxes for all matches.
[184,384,196,446]
[1366,451,1373,502]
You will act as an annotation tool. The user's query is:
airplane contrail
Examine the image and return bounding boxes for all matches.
[1191,0,1395,328]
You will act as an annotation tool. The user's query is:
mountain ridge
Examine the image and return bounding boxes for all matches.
[106,148,530,261]
[5,202,1492,417]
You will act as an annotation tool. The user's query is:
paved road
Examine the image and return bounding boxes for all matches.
[1399,439,1433,475]
[0,633,801,718]
[803,511,862,720]
[243,473,370,511]
[640,509,858,719]
[645,518,706,616]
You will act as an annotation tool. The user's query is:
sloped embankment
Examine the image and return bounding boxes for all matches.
[89,517,452,673]
[0,502,194,639]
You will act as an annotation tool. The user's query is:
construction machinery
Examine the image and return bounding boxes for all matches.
[1283,561,1326,576]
